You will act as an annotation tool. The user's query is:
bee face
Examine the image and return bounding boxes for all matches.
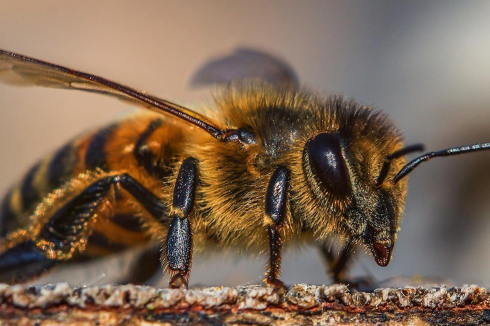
[297,97,408,266]
[350,189,398,266]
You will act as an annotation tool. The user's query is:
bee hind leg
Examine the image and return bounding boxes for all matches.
[264,167,289,294]
[0,176,120,284]
[0,173,170,284]
[164,158,198,289]
[318,239,356,283]
[0,239,58,284]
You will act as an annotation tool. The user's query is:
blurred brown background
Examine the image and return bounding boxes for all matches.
[1,1,490,287]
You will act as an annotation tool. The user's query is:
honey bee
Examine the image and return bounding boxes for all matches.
[0,48,488,290]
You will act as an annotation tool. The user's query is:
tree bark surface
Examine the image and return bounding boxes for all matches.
[0,283,489,325]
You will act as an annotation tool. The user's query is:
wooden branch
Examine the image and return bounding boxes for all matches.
[0,283,489,325]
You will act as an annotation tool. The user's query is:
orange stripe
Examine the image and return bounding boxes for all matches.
[83,244,118,257]
[92,217,149,246]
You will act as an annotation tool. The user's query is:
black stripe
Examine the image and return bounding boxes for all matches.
[20,162,42,213]
[86,230,128,252]
[47,142,78,189]
[85,123,118,171]
[111,213,146,232]
[0,190,19,237]
[134,119,171,179]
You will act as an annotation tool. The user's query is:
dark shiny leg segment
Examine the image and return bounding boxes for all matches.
[264,166,289,292]
[166,157,198,289]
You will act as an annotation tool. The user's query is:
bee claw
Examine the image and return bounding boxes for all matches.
[264,277,287,295]
[169,273,188,289]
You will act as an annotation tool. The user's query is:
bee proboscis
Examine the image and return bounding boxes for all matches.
[0,48,488,289]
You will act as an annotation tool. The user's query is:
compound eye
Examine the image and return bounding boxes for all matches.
[305,132,352,199]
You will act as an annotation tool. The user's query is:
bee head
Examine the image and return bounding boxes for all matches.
[302,129,413,267]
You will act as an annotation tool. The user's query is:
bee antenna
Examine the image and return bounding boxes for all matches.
[374,144,425,187]
[394,142,490,184]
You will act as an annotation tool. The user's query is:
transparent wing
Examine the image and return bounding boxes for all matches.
[0,49,233,141]
[190,47,299,89]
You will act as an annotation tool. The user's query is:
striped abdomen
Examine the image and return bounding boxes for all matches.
[0,114,184,249]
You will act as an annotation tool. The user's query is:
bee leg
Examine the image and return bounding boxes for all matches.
[318,238,355,283]
[0,239,58,284]
[0,174,169,284]
[165,158,198,289]
[0,177,117,284]
[264,167,289,293]
[37,174,171,256]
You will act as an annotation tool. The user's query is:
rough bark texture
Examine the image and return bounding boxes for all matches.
[0,283,489,325]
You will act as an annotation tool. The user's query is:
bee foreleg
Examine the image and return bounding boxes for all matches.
[264,166,289,292]
[165,157,198,289]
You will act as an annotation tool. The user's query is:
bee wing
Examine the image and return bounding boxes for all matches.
[190,48,299,89]
[0,49,232,141]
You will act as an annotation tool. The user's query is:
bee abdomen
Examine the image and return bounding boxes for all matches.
[0,141,79,235]
[134,118,170,180]
[0,116,178,237]
[85,123,118,171]
[47,142,79,189]
[0,191,20,237]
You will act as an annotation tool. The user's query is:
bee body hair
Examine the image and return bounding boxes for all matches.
[3,48,484,287]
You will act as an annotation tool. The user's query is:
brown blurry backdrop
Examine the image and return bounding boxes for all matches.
[1,0,490,287]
